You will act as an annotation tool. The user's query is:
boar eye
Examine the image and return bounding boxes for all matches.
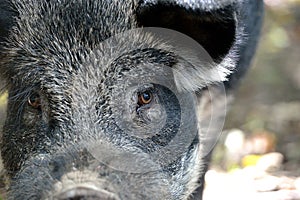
[28,93,41,109]
[137,91,153,106]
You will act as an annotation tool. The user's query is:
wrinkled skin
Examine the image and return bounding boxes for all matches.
[0,0,263,199]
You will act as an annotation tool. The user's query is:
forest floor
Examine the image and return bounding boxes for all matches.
[204,167,300,200]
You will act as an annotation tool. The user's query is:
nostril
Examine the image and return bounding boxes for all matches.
[57,186,118,200]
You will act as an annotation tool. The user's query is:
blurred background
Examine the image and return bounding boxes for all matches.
[0,0,299,199]
[213,0,300,173]
[205,0,300,199]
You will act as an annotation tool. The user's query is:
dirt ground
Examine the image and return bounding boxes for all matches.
[204,168,300,200]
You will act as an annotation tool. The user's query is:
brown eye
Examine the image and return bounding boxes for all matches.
[138,91,153,106]
[28,93,41,109]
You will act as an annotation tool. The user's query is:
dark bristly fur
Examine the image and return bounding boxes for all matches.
[0,0,263,199]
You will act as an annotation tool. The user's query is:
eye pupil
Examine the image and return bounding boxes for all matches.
[142,93,151,102]
[138,91,153,105]
[28,93,41,109]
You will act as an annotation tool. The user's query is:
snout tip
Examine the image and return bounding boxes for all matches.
[57,186,118,200]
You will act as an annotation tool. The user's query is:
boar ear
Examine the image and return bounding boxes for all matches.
[136,0,238,92]
[137,0,237,91]
[136,0,264,90]
[136,0,237,64]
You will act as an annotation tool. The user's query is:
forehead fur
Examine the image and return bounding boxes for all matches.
[0,0,236,94]
[0,0,136,82]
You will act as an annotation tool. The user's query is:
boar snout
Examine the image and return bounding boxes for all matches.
[57,186,118,200]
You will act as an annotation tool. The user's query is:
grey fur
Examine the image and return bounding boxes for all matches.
[0,0,263,199]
